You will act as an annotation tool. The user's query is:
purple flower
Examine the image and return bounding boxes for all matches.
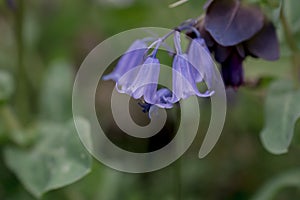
[170,54,213,102]
[116,57,160,104]
[190,0,280,88]
[138,88,174,113]
[103,29,216,117]
[204,0,264,46]
[188,37,217,90]
[221,51,244,88]
[153,88,173,109]
[139,88,173,119]
[102,40,147,82]
[169,32,213,103]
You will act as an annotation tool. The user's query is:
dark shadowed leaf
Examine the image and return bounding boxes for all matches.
[261,80,300,154]
[4,118,92,198]
[205,0,264,46]
[246,21,280,61]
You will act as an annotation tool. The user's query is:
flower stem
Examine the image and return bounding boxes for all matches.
[174,160,182,200]
[0,105,27,146]
[280,5,300,88]
[14,0,31,122]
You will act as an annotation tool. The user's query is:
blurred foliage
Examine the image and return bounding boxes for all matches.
[0,0,300,200]
[4,118,92,198]
[261,80,300,154]
[252,169,300,200]
[0,70,14,105]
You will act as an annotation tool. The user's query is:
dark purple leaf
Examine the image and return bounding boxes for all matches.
[204,0,264,46]
[246,21,280,61]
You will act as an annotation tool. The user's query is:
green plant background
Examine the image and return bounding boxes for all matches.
[1,0,300,199]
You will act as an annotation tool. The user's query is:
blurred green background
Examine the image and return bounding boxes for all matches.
[1,0,300,200]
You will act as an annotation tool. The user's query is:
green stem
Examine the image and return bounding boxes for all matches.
[280,5,300,88]
[174,160,182,200]
[15,0,31,122]
[174,104,182,200]
[0,105,27,146]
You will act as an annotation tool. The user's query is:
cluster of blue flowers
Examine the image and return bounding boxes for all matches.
[103,20,216,118]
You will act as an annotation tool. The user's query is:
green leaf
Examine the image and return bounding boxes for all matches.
[284,0,300,34]
[245,0,282,24]
[0,70,14,104]
[4,118,92,198]
[260,80,300,154]
[244,57,291,80]
[252,169,300,200]
[275,1,283,18]
[39,60,73,121]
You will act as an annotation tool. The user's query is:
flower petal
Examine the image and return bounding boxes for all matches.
[170,54,212,103]
[204,0,264,46]
[188,38,216,89]
[174,31,182,54]
[102,40,147,81]
[221,51,244,87]
[246,20,279,61]
[116,57,160,104]
[154,88,173,108]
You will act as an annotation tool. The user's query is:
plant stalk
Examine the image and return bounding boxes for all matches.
[174,159,182,200]
[15,0,31,123]
[280,5,300,88]
[0,105,26,146]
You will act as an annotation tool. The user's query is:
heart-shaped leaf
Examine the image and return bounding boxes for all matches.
[4,118,92,198]
[261,80,300,154]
